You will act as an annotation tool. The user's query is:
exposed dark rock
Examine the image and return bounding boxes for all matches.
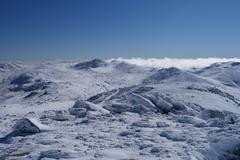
[87,89,118,104]
[169,102,189,115]
[13,118,41,135]
[231,62,240,66]
[68,100,93,118]
[156,122,170,128]
[143,67,181,84]
[113,62,140,73]
[150,147,160,154]
[119,131,134,137]
[131,86,154,94]
[24,91,39,99]
[40,110,71,121]
[73,59,107,70]
[0,118,40,143]
[131,120,155,128]
[200,109,225,120]
[69,107,87,118]
[10,73,32,85]
[9,75,52,93]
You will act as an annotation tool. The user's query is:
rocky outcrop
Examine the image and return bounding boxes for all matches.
[73,59,107,70]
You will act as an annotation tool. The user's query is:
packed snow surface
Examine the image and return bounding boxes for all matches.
[1,58,240,159]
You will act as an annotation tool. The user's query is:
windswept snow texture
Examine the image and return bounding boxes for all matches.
[1,59,240,159]
[113,57,240,70]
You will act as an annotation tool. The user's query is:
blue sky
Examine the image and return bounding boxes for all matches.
[1,0,240,60]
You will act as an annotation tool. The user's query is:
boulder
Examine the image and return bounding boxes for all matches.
[170,102,189,115]
[119,131,134,137]
[68,100,91,118]
[160,130,187,141]
[150,147,161,156]
[40,110,71,121]
[200,109,225,120]
[156,122,170,128]
[13,118,41,135]
[69,107,87,118]
[0,118,41,143]
[155,97,173,114]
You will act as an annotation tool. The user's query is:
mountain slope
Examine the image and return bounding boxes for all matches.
[196,61,240,87]
[1,59,240,160]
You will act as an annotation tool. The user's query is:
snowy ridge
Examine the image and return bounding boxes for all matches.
[112,57,240,69]
[1,59,240,159]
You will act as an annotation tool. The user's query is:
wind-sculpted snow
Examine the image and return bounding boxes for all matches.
[112,57,240,69]
[1,59,240,159]
[196,61,240,87]
[0,62,24,71]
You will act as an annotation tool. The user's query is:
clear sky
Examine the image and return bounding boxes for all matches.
[1,0,240,60]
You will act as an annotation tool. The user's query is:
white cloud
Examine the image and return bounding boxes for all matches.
[109,57,240,70]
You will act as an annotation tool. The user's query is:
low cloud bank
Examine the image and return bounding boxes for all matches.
[110,57,240,70]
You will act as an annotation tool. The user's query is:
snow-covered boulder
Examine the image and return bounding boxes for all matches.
[156,121,170,128]
[13,118,41,135]
[104,103,132,114]
[0,118,40,143]
[150,147,161,156]
[169,102,189,115]
[119,131,134,137]
[68,100,90,118]
[155,97,173,114]
[225,114,239,124]
[200,109,225,120]
[69,107,87,118]
[40,110,72,121]
[160,130,187,141]
[126,92,156,110]
[176,115,206,127]
[207,118,226,128]
[105,102,154,114]
[72,100,93,110]
[206,126,240,160]
[69,100,109,118]
[88,84,201,116]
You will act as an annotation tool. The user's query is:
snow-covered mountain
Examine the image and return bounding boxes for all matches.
[1,59,240,160]
[196,61,240,87]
